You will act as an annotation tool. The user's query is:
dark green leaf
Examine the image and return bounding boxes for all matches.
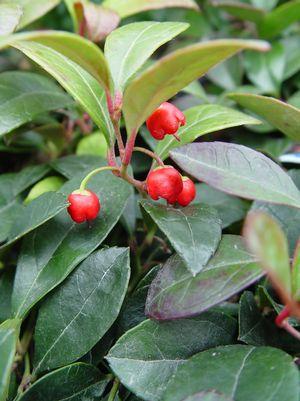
[212,1,265,23]
[146,235,262,320]
[107,312,236,401]
[141,201,222,275]
[170,142,300,208]
[183,391,233,401]
[50,155,104,179]
[34,248,130,372]
[163,345,299,401]
[0,270,14,323]
[24,176,65,205]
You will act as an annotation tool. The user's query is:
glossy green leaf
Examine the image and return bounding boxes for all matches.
[2,0,60,29]
[102,0,199,18]
[123,39,270,134]
[258,0,300,39]
[155,104,260,161]
[170,142,300,208]
[107,312,236,401]
[0,71,72,137]
[34,247,130,372]
[146,235,262,320]
[105,21,188,91]
[212,1,265,23]
[76,132,108,157]
[141,201,222,275]
[0,4,22,35]
[1,192,68,249]
[51,155,104,179]
[18,363,107,401]
[0,30,111,89]
[163,345,299,401]
[24,176,65,205]
[183,391,233,401]
[0,319,20,401]
[229,93,300,142]
[12,170,131,319]
[11,41,114,144]
[0,270,14,323]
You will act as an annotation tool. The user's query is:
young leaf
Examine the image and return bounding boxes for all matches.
[229,93,300,142]
[123,39,270,134]
[11,171,131,319]
[163,345,299,401]
[155,104,261,161]
[0,319,20,401]
[243,212,291,304]
[34,248,130,373]
[105,21,188,91]
[141,201,222,276]
[18,363,107,401]
[107,312,236,401]
[102,0,199,18]
[170,142,300,209]
[146,235,262,320]
[11,41,114,144]
[0,4,23,35]
[0,71,72,137]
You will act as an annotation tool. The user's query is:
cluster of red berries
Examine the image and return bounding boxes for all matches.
[67,102,195,223]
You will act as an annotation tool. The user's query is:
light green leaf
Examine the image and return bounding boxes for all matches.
[12,170,131,319]
[141,201,222,275]
[0,319,20,401]
[123,39,270,135]
[105,21,188,91]
[163,345,299,401]
[244,211,291,302]
[11,41,114,144]
[0,71,72,137]
[34,248,130,372]
[292,242,300,301]
[0,4,22,35]
[24,176,65,205]
[76,132,108,157]
[155,104,260,161]
[229,93,300,142]
[102,0,199,18]
[170,142,300,209]
[107,312,236,401]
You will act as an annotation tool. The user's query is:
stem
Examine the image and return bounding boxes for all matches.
[108,378,120,401]
[133,147,164,167]
[275,305,290,327]
[281,320,300,340]
[18,353,31,394]
[113,119,125,156]
[123,129,137,166]
[80,166,120,191]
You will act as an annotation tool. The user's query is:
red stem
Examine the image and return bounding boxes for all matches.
[275,305,291,327]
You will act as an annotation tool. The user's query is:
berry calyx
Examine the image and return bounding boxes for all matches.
[147,166,183,204]
[146,102,186,140]
[67,189,100,223]
[177,177,196,207]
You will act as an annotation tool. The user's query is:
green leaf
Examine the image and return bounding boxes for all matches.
[24,176,65,205]
[11,41,114,144]
[76,132,108,157]
[258,0,300,39]
[183,391,233,401]
[229,93,300,142]
[0,71,72,137]
[146,235,262,320]
[197,184,248,229]
[3,0,60,30]
[105,21,188,91]
[11,171,131,319]
[0,270,14,323]
[155,104,260,161]
[51,155,104,179]
[107,312,236,401]
[0,319,20,401]
[18,363,107,401]
[0,4,22,35]
[163,345,299,401]
[141,201,222,276]
[212,1,265,23]
[1,192,68,249]
[244,212,291,302]
[170,142,300,209]
[34,247,130,372]
[123,39,270,134]
[282,36,300,80]
[0,30,111,89]
[292,242,300,301]
[102,0,199,18]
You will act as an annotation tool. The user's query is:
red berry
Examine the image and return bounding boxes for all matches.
[67,190,100,223]
[177,177,196,207]
[146,102,186,140]
[147,166,183,204]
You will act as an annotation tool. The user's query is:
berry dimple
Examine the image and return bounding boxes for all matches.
[67,190,100,223]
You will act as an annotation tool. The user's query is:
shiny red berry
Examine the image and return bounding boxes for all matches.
[177,177,196,207]
[147,166,183,204]
[146,102,186,140]
[67,190,100,223]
